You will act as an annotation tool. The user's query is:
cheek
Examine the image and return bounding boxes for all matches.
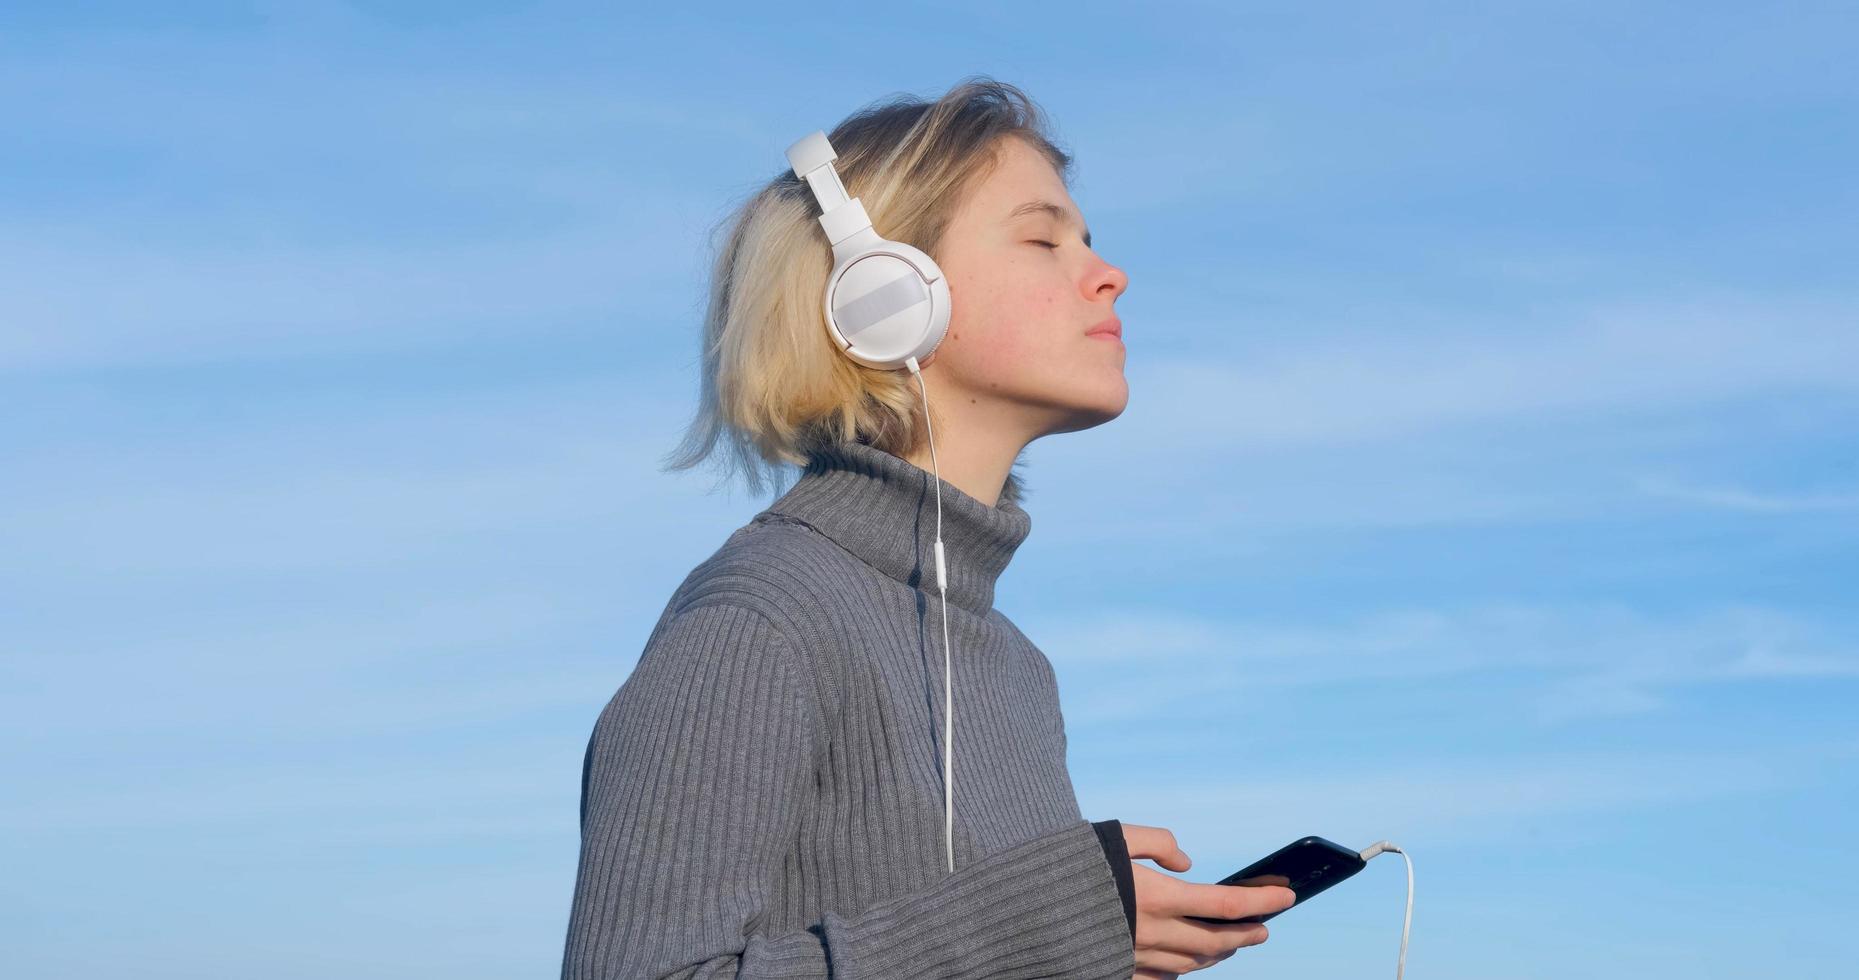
[947,263,1048,364]
[947,301,1040,382]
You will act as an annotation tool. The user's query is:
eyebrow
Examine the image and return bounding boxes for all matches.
[1005,199,1092,249]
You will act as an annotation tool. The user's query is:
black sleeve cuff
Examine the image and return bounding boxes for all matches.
[1090,818,1137,943]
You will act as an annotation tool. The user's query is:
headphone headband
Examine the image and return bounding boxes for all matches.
[784,129,951,371]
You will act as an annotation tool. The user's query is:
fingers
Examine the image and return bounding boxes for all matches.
[1129,851,1296,924]
[1162,877,1297,922]
[1135,917,1271,976]
[1131,872,1291,977]
[1136,921,1265,975]
[1180,918,1271,953]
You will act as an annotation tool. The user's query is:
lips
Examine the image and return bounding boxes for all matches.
[1087,316,1122,339]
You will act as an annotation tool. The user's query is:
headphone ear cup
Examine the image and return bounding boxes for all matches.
[825,243,950,371]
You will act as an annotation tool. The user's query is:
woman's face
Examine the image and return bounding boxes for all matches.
[928,136,1130,438]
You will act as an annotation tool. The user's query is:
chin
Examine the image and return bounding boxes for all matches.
[1092,372,1130,417]
[1049,384,1129,434]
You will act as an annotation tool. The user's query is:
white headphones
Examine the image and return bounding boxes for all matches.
[786,128,961,874]
[784,130,953,371]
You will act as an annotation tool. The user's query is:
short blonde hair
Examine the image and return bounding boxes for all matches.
[661,75,1075,507]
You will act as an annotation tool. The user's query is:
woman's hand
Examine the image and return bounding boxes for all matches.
[1120,823,1297,980]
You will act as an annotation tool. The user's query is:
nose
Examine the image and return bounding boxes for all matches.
[1094,258,1129,300]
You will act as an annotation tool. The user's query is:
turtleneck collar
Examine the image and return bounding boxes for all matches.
[754,440,1032,615]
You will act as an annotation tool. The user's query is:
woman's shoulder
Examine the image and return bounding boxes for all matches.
[657,515,855,712]
[666,513,848,620]
[979,606,1062,689]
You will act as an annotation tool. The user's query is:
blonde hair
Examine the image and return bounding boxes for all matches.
[660,75,1075,507]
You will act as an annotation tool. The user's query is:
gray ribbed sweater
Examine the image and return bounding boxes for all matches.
[560,440,1135,979]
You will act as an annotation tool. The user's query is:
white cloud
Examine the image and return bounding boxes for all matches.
[1632,474,1859,513]
[0,222,702,373]
[0,373,740,574]
[1024,600,1859,726]
[1011,290,1859,541]
[1111,291,1858,455]
[0,733,576,837]
[1080,746,1805,855]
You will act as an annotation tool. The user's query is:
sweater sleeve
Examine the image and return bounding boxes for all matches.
[1091,818,1139,943]
[560,600,1135,980]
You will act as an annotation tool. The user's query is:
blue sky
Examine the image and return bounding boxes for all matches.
[2,2,1854,977]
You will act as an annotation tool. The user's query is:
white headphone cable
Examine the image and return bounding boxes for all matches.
[903,355,955,875]
[1358,841,1414,979]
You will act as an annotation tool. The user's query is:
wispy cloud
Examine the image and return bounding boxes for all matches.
[0,733,576,839]
[1632,474,1859,512]
[0,38,756,374]
[1111,292,1858,455]
[0,585,631,741]
[1014,290,1859,541]
[1080,745,1812,854]
[0,222,701,373]
[0,374,732,574]
[1025,600,1859,725]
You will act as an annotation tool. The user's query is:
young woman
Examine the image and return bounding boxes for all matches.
[560,77,1294,980]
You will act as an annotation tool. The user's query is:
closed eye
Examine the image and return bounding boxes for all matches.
[1028,240,1058,249]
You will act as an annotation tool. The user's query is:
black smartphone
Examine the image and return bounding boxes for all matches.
[1183,835,1367,925]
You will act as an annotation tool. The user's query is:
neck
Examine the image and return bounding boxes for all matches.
[759,439,1034,615]
[898,376,1036,509]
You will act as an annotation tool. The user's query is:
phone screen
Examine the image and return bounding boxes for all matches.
[1184,835,1367,925]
